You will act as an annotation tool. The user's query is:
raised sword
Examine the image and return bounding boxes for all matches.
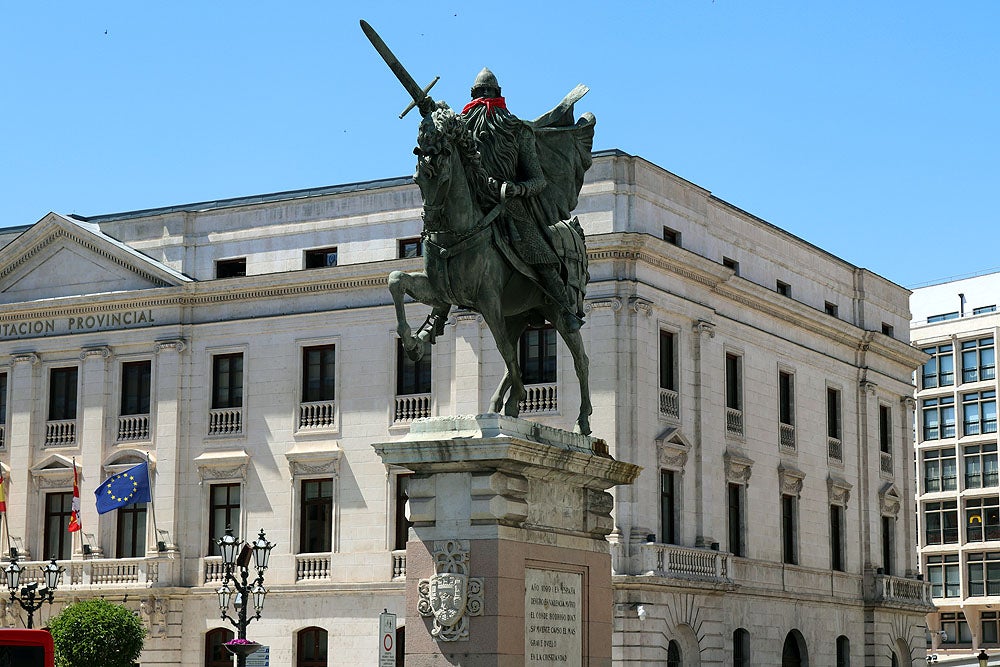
[360,20,440,118]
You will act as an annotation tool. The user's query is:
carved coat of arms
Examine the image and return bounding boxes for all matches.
[418,540,484,641]
[428,573,467,627]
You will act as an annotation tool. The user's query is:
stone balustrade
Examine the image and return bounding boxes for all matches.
[659,388,679,419]
[295,553,331,581]
[640,543,732,583]
[208,407,242,436]
[117,414,150,442]
[394,394,431,423]
[45,419,76,446]
[519,383,558,414]
[298,400,336,429]
[871,572,934,609]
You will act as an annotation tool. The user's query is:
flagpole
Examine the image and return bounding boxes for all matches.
[145,452,161,551]
[2,468,13,558]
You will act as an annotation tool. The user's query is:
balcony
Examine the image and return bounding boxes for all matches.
[394,394,431,423]
[869,572,934,610]
[0,423,4,449]
[117,414,150,442]
[208,408,242,436]
[828,436,843,462]
[203,556,225,584]
[12,557,163,588]
[519,383,558,414]
[298,400,336,430]
[295,553,331,581]
[725,408,743,438]
[45,419,76,446]
[659,388,679,420]
[392,549,407,580]
[640,543,732,584]
[779,423,795,451]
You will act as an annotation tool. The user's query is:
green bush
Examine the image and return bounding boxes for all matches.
[48,598,146,667]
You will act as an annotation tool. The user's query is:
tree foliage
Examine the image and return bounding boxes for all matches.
[48,598,146,667]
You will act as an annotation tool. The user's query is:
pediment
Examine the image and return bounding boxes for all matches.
[0,213,190,304]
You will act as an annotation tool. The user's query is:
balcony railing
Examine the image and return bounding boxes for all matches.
[298,400,336,429]
[208,408,242,436]
[519,383,558,414]
[203,556,226,584]
[871,572,933,608]
[392,549,407,580]
[12,558,160,588]
[725,408,743,437]
[117,414,150,442]
[779,423,795,450]
[45,419,76,446]
[659,388,679,420]
[880,451,892,475]
[295,553,331,581]
[828,437,843,462]
[0,423,5,449]
[394,394,431,423]
[640,543,732,583]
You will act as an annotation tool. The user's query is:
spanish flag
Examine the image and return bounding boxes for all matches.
[0,470,6,513]
[68,460,81,533]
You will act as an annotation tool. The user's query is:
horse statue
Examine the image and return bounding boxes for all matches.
[388,103,594,435]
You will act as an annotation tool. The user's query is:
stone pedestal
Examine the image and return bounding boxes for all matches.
[373,415,640,667]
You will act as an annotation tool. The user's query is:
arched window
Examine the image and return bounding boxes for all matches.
[782,630,807,667]
[891,652,899,667]
[667,639,682,667]
[836,635,850,667]
[297,626,328,667]
[205,628,234,667]
[733,628,750,666]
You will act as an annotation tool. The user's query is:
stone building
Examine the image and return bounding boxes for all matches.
[0,150,930,665]
[912,272,1000,661]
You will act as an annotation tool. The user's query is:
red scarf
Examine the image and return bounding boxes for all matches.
[461,96,507,115]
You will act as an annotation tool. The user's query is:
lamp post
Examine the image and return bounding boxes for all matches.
[216,526,273,667]
[4,556,64,629]
[979,649,990,667]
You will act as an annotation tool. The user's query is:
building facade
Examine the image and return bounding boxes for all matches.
[0,150,929,665]
[912,273,1000,661]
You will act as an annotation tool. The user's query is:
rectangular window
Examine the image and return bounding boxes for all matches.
[116,503,147,558]
[299,478,333,553]
[927,555,961,598]
[881,322,894,337]
[520,326,557,385]
[879,404,892,454]
[922,396,956,440]
[923,447,958,493]
[208,483,241,557]
[216,258,247,278]
[728,483,744,557]
[776,280,791,297]
[881,516,894,576]
[827,387,842,440]
[660,470,677,544]
[983,611,1000,644]
[830,504,845,572]
[302,345,336,402]
[962,337,996,383]
[962,390,997,436]
[725,353,742,410]
[305,247,338,269]
[398,237,423,258]
[778,371,794,426]
[394,473,413,551]
[48,367,78,420]
[44,491,73,560]
[722,257,739,274]
[397,340,432,395]
[967,551,1000,596]
[922,344,955,389]
[0,372,7,425]
[924,500,959,545]
[824,301,839,317]
[659,330,676,392]
[662,226,680,245]
[940,612,972,644]
[211,353,243,409]
[781,494,797,565]
[965,443,999,489]
[965,497,1000,542]
[120,360,151,416]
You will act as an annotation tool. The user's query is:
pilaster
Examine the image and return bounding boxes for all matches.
[451,312,483,415]
[152,338,186,553]
[7,352,39,559]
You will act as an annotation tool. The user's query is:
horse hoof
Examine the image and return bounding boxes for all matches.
[574,422,592,436]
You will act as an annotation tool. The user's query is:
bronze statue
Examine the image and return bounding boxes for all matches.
[362,21,596,434]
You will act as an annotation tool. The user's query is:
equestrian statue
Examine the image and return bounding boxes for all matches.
[361,20,596,435]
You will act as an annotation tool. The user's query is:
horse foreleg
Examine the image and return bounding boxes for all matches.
[490,372,511,414]
[556,325,593,436]
[490,315,529,413]
[481,308,526,418]
[389,270,445,360]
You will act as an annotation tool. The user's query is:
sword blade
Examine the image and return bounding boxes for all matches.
[360,20,430,107]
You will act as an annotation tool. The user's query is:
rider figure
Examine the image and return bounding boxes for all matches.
[459,68,584,332]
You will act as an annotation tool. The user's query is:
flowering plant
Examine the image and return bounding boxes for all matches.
[224,638,259,646]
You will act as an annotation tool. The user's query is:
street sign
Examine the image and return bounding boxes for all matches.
[379,609,397,667]
[246,645,269,667]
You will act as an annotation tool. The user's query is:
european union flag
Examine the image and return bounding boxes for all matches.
[95,462,151,514]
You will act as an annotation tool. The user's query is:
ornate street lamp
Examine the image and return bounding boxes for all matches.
[979,649,990,667]
[5,556,64,628]
[217,526,274,667]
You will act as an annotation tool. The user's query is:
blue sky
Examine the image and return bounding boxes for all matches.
[2,2,997,289]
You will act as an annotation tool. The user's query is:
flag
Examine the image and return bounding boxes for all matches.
[68,461,81,532]
[95,462,151,515]
[0,470,6,513]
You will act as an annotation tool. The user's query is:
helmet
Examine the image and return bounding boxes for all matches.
[470,67,501,98]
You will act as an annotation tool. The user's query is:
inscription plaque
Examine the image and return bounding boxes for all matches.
[525,568,582,666]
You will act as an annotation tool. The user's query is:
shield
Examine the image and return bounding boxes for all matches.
[428,573,467,627]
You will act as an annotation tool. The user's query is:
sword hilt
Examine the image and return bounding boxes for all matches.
[400,76,440,119]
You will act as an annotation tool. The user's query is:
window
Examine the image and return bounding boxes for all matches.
[776,280,791,297]
[825,301,839,317]
[666,640,682,667]
[940,612,972,644]
[921,344,955,389]
[397,340,432,395]
[662,226,680,246]
[779,371,794,427]
[965,444,999,489]
[120,360,151,416]
[924,501,958,545]
[211,353,243,409]
[733,628,750,667]
[923,447,957,493]
[215,258,247,278]
[300,479,333,553]
[881,322,894,337]
[398,237,423,258]
[877,404,892,455]
[827,387,842,441]
[297,626,328,667]
[830,504,845,572]
[520,326,556,385]
[781,494,797,565]
[881,516,895,576]
[728,483,745,557]
[205,628,235,667]
[975,305,997,316]
[722,257,739,275]
[305,247,338,269]
[928,312,960,323]
[208,483,240,557]
[302,345,336,403]
[965,496,1000,542]
[922,397,956,440]
[836,635,850,667]
[116,502,147,558]
[927,555,960,598]
[659,330,676,392]
[44,491,73,560]
[0,372,7,426]
[725,353,742,411]
[394,473,412,551]
[49,367,78,420]
[982,611,1000,644]
[967,551,1000,596]
[660,470,677,544]
[962,390,997,436]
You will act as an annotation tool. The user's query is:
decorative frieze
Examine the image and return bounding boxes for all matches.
[879,482,901,517]
[724,451,754,486]
[79,345,112,361]
[778,464,805,497]
[154,338,187,354]
[827,476,852,507]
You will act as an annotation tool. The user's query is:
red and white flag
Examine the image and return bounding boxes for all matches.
[68,460,81,533]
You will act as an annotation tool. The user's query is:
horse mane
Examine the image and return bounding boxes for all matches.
[417,104,493,211]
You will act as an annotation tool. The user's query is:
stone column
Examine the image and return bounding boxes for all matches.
[373,415,640,667]
[79,346,112,557]
[7,352,39,560]
[451,312,484,415]
[152,339,187,556]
